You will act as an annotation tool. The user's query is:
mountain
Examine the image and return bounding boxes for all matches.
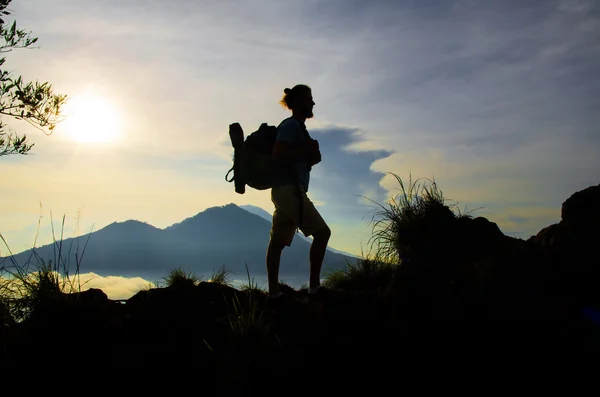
[241,204,358,258]
[3,204,354,279]
[240,205,273,221]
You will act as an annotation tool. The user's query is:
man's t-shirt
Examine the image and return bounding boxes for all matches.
[274,117,310,192]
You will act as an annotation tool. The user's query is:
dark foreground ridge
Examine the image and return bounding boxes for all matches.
[1,183,599,390]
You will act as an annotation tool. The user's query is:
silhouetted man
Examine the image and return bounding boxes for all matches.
[266,84,331,302]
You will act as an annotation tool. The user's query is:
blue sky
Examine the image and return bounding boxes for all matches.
[1,0,599,258]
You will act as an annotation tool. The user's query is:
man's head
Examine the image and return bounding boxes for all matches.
[280,84,315,119]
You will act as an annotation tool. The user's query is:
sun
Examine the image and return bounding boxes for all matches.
[60,93,123,143]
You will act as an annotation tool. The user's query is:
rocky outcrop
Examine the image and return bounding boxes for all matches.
[562,183,600,240]
[531,183,600,248]
[526,183,600,307]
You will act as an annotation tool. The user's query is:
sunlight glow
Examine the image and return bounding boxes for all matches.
[60,93,123,143]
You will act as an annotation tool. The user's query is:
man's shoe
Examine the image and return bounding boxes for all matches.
[266,292,301,310]
[306,285,337,302]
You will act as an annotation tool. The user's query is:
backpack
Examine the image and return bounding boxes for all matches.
[225,122,286,194]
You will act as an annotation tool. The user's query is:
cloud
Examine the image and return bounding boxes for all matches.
[301,0,600,156]
[307,124,394,220]
[76,273,151,300]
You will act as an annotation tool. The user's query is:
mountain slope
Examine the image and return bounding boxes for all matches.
[240,205,273,221]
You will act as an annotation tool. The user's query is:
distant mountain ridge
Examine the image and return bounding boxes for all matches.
[3,204,355,279]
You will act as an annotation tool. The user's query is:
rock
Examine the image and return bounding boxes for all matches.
[561,183,600,240]
[530,183,600,250]
[470,216,504,237]
[459,216,507,255]
[523,184,600,306]
[65,288,109,305]
[530,221,572,248]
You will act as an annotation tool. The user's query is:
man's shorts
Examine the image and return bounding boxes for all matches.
[270,184,328,246]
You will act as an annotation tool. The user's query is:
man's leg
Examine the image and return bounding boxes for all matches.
[309,225,331,291]
[268,185,300,298]
[266,238,286,296]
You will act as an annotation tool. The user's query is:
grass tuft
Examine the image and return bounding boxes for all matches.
[0,210,90,322]
[208,265,232,286]
[162,266,201,288]
[364,172,480,265]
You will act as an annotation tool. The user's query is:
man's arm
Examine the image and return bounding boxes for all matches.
[272,120,309,164]
[272,140,309,164]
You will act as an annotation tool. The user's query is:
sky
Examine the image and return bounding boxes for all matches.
[1,0,599,263]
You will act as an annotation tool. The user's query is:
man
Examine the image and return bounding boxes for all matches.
[266,84,331,302]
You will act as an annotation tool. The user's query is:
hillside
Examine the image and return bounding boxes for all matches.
[2,183,599,390]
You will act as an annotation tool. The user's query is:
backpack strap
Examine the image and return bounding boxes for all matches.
[286,116,311,139]
[225,166,234,182]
